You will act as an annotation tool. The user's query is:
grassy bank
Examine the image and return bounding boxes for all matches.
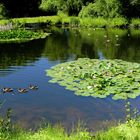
[0,16,139,28]
[95,119,140,140]
[130,18,140,28]
[0,124,91,140]
[0,119,140,140]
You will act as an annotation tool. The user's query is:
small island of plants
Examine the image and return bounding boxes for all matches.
[0,29,49,43]
[47,58,140,100]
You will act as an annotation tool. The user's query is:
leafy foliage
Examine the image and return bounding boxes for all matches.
[47,58,140,100]
[0,29,48,43]
[79,0,122,18]
[39,0,59,14]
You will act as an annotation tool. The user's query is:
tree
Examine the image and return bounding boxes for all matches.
[39,0,60,14]
[79,0,122,18]
[65,0,83,16]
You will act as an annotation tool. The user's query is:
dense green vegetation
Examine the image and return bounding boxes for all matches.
[95,119,140,140]
[0,16,130,28]
[0,108,140,140]
[47,58,140,100]
[0,0,140,27]
[0,29,49,43]
[1,0,140,139]
[39,0,140,18]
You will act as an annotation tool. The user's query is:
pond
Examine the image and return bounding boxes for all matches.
[0,27,140,131]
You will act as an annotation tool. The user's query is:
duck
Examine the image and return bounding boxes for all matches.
[2,87,13,93]
[17,88,28,93]
[29,84,38,90]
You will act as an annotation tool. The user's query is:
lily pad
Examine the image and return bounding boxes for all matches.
[46,58,140,100]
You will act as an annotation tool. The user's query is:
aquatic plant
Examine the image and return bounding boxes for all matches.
[0,29,49,43]
[47,58,140,100]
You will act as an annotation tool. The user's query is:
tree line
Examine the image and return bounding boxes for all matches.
[0,0,140,18]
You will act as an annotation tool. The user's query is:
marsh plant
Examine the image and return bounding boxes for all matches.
[0,29,49,42]
[47,58,140,100]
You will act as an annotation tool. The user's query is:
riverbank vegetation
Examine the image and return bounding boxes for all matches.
[0,29,49,43]
[0,0,140,28]
[0,16,134,28]
[0,108,140,140]
[1,0,140,140]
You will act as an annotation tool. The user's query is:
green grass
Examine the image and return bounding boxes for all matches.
[0,16,62,27]
[1,119,140,140]
[79,17,107,28]
[1,16,140,28]
[107,17,128,28]
[0,16,129,28]
[0,106,140,140]
[0,124,91,140]
[130,18,140,28]
[95,119,140,140]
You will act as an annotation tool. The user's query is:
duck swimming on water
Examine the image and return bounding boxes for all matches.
[2,88,13,93]
[17,88,28,93]
[29,84,38,90]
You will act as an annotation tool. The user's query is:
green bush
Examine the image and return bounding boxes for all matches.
[80,17,107,28]
[108,17,128,27]
[130,18,140,28]
[79,0,122,18]
[66,0,83,16]
[69,17,80,27]
[39,0,60,14]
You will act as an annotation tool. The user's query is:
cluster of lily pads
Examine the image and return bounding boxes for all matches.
[0,29,49,43]
[47,58,140,100]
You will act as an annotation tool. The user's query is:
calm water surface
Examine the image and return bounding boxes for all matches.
[0,28,140,131]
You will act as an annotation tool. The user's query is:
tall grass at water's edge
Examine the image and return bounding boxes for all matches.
[130,18,140,28]
[0,16,140,28]
[0,119,140,140]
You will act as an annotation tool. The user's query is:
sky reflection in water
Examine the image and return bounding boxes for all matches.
[0,28,140,131]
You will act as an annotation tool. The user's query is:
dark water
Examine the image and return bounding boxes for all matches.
[0,28,140,131]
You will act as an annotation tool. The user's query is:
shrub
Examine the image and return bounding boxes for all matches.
[130,18,140,28]
[39,0,59,14]
[69,17,80,27]
[80,17,107,28]
[108,17,128,27]
[79,0,122,18]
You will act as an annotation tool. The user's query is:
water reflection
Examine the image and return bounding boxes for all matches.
[0,28,140,131]
[0,40,46,76]
[43,28,140,63]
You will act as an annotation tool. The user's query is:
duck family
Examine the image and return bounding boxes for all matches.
[0,84,38,94]
[17,88,28,93]
[29,84,38,90]
[2,87,13,93]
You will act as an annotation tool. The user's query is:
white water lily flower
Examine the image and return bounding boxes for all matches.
[92,76,96,79]
[67,66,71,69]
[87,86,93,89]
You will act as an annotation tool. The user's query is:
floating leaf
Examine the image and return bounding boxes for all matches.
[46,58,140,100]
